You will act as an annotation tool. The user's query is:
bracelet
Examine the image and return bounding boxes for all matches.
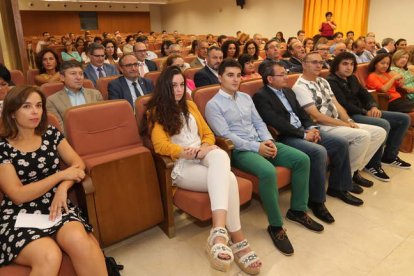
[194,150,201,159]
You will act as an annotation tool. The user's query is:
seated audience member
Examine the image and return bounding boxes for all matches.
[253,33,264,50]
[366,53,414,113]
[330,42,346,59]
[61,41,82,63]
[205,33,215,46]
[168,44,183,55]
[161,40,174,57]
[47,61,103,128]
[319,11,336,39]
[286,37,298,46]
[35,49,61,86]
[395,38,407,51]
[259,39,299,73]
[238,54,261,80]
[344,38,354,51]
[93,36,103,44]
[377,38,396,55]
[237,33,250,46]
[194,46,223,87]
[84,43,118,86]
[363,36,377,62]
[328,52,411,182]
[391,50,414,96]
[188,40,198,55]
[190,40,209,68]
[123,35,135,54]
[108,53,153,108]
[80,42,91,64]
[297,30,306,43]
[35,31,50,54]
[75,37,85,52]
[164,54,195,92]
[292,52,386,190]
[351,39,372,63]
[142,66,262,274]
[288,41,306,73]
[217,35,228,47]
[103,39,120,65]
[315,43,332,69]
[346,31,355,40]
[243,40,262,61]
[329,32,344,54]
[206,59,322,256]
[275,32,286,43]
[303,38,314,53]
[255,61,363,220]
[0,86,106,274]
[222,40,240,60]
[0,63,12,100]
[133,42,158,74]
[136,35,157,60]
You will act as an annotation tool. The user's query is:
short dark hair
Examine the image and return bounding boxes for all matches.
[42,31,49,36]
[259,60,286,85]
[36,48,61,74]
[333,32,344,39]
[351,39,364,50]
[118,53,137,67]
[126,35,134,43]
[297,30,305,36]
[217,35,227,44]
[346,31,354,36]
[329,51,357,75]
[207,46,222,55]
[60,60,83,75]
[218,58,242,76]
[395,38,407,47]
[238,54,255,76]
[136,35,148,43]
[368,53,391,73]
[264,39,278,51]
[325,11,333,17]
[87,42,105,55]
[0,86,48,139]
[93,36,102,43]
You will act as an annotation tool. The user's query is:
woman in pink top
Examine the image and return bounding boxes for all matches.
[239,54,261,81]
[366,53,414,113]
[319,11,336,39]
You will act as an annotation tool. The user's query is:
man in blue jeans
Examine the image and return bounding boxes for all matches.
[253,61,363,225]
[327,52,411,182]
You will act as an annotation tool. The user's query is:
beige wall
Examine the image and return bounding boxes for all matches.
[160,0,305,39]
[368,0,414,44]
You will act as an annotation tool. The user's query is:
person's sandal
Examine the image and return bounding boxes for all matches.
[205,227,234,272]
[230,239,261,275]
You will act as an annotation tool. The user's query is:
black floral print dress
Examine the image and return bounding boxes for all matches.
[0,125,92,266]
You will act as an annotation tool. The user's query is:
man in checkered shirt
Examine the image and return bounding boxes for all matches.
[292,52,386,193]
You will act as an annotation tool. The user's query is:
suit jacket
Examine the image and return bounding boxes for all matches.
[252,85,314,139]
[108,76,153,108]
[190,57,204,68]
[46,88,103,129]
[259,58,302,75]
[289,57,303,73]
[145,59,158,71]
[84,63,118,86]
[194,66,219,88]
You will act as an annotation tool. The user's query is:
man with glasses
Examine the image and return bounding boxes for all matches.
[292,52,386,193]
[108,53,153,109]
[133,42,158,76]
[259,39,300,74]
[315,43,332,69]
[254,61,364,223]
[84,43,118,86]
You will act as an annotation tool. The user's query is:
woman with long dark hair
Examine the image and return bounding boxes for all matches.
[102,39,119,65]
[34,49,61,86]
[142,66,261,275]
[221,40,240,60]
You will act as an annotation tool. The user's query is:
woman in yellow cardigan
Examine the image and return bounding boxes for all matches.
[142,66,261,275]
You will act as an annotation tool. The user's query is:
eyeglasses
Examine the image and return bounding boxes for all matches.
[122,63,139,68]
[92,54,105,58]
[272,72,288,77]
[317,48,330,51]
[305,60,324,65]
[134,50,146,53]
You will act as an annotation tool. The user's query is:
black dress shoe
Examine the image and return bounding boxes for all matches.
[267,226,294,256]
[353,171,374,187]
[326,188,364,206]
[286,209,324,232]
[308,202,335,224]
[350,183,364,194]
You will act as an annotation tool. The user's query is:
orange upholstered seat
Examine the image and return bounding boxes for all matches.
[9,69,25,85]
[40,80,95,98]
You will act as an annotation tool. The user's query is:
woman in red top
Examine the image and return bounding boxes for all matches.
[366,53,414,113]
[319,11,336,39]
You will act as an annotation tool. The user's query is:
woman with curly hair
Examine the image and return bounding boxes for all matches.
[34,48,61,86]
[102,39,119,65]
[141,66,261,275]
[221,40,239,60]
[242,40,262,61]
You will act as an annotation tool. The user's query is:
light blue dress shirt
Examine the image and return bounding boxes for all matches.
[64,87,86,106]
[205,89,273,152]
[267,85,302,128]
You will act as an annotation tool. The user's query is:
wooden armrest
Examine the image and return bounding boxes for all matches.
[81,175,95,194]
[215,136,234,151]
[154,154,174,169]
[371,91,389,110]
[267,126,280,140]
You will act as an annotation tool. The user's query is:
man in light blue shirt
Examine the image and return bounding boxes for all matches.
[205,59,322,256]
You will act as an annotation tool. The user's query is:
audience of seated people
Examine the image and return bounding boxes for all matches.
[35,49,61,86]
[194,46,223,88]
[84,43,118,86]
[47,60,103,128]
[108,53,153,108]
[0,86,107,275]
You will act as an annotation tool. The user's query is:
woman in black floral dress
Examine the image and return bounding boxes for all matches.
[0,86,107,275]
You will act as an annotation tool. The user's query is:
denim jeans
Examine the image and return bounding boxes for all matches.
[280,131,352,203]
[352,111,410,167]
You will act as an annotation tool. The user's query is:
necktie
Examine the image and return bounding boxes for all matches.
[138,62,145,77]
[132,81,141,97]
[97,67,104,78]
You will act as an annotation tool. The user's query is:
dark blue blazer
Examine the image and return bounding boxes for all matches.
[108,76,153,108]
[84,63,118,86]
[194,67,219,88]
[145,59,158,72]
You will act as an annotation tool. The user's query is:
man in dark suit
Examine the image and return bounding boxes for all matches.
[133,42,158,75]
[258,39,301,75]
[288,41,306,73]
[194,46,223,88]
[253,60,364,223]
[108,53,153,108]
[84,43,118,86]
[377,37,395,55]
